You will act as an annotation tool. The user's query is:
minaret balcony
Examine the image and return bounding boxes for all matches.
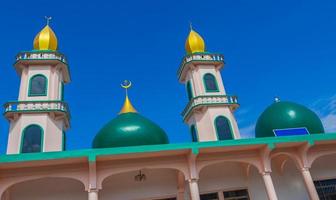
[3,100,70,127]
[177,53,225,82]
[182,95,239,121]
[15,51,67,64]
[14,51,71,83]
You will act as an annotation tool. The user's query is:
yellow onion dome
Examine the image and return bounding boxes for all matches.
[185,28,206,54]
[33,25,58,51]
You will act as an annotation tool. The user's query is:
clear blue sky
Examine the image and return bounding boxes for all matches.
[0,0,335,153]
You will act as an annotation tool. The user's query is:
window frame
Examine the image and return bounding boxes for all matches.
[186,80,194,101]
[190,124,199,142]
[28,74,48,97]
[203,73,219,93]
[20,124,44,153]
[214,116,234,140]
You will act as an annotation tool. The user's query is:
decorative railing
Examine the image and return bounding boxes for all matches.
[177,53,224,77]
[182,95,238,119]
[4,100,70,118]
[15,51,67,64]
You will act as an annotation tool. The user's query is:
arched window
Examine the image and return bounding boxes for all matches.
[215,116,233,140]
[190,125,198,142]
[21,125,43,153]
[186,81,194,101]
[29,74,48,96]
[203,73,219,92]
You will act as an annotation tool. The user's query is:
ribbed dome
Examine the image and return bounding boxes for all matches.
[33,25,58,51]
[92,113,169,148]
[185,28,205,54]
[255,101,324,138]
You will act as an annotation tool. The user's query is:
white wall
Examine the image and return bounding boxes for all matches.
[271,159,309,200]
[100,169,178,200]
[311,154,336,181]
[199,162,268,200]
[9,178,86,200]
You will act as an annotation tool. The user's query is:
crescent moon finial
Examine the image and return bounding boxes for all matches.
[121,80,132,89]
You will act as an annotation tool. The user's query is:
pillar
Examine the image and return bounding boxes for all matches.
[88,189,98,200]
[188,178,200,200]
[300,167,319,200]
[261,171,278,200]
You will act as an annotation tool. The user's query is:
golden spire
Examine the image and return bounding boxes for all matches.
[33,16,58,51]
[185,23,206,54]
[119,80,137,114]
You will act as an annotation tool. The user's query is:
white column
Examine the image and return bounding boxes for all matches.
[188,178,200,200]
[261,171,278,200]
[300,167,319,200]
[88,189,98,200]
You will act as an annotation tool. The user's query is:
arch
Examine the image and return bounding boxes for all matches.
[214,116,233,140]
[190,125,198,142]
[186,81,193,101]
[270,151,304,170]
[100,168,182,200]
[28,74,48,96]
[1,176,86,200]
[98,165,189,189]
[20,124,44,153]
[203,73,219,92]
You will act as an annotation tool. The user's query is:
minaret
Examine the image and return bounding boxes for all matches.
[4,18,71,154]
[178,26,240,142]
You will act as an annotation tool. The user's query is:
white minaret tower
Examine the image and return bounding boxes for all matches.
[178,26,240,142]
[4,18,71,154]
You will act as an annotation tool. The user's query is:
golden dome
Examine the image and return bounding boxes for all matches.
[185,28,205,54]
[33,25,58,51]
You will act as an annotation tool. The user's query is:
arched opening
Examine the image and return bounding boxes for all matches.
[186,81,194,101]
[310,153,336,199]
[21,124,43,153]
[28,74,48,96]
[270,154,309,199]
[198,161,265,200]
[100,168,184,200]
[203,73,219,92]
[1,177,86,200]
[190,125,198,142]
[214,116,233,140]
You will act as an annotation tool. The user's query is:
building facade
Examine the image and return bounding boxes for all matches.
[0,22,335,200]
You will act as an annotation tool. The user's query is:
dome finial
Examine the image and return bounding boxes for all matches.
[119,80,137,114]
[45,16,52,26]
[274,96,281,103]
[33,16,58,51]
[185,24,206,54]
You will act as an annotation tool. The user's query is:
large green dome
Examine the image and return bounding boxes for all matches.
[255,101,324,138]
[93,113,169,148]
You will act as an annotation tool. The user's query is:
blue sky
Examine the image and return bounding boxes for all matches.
[0,0,335,153]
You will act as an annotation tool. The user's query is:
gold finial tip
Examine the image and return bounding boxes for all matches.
[119,80,137,114]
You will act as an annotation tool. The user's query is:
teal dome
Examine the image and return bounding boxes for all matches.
[93,113,169,148]
[255,101,324,138]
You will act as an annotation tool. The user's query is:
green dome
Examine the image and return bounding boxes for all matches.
[255,101,324,138]
[93,113,169,148]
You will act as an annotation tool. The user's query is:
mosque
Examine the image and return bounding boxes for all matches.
[0,20,335,200]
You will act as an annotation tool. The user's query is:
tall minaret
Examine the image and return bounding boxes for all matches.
[178,26,240,142]
[4,18,71,154]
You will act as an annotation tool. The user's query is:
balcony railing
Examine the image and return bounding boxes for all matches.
[15,51,67,64]
[177,53,224,78]
[182,95,239,120]
[4,100,70,119]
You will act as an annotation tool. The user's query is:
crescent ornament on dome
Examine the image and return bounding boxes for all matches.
[121,80,132,89]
